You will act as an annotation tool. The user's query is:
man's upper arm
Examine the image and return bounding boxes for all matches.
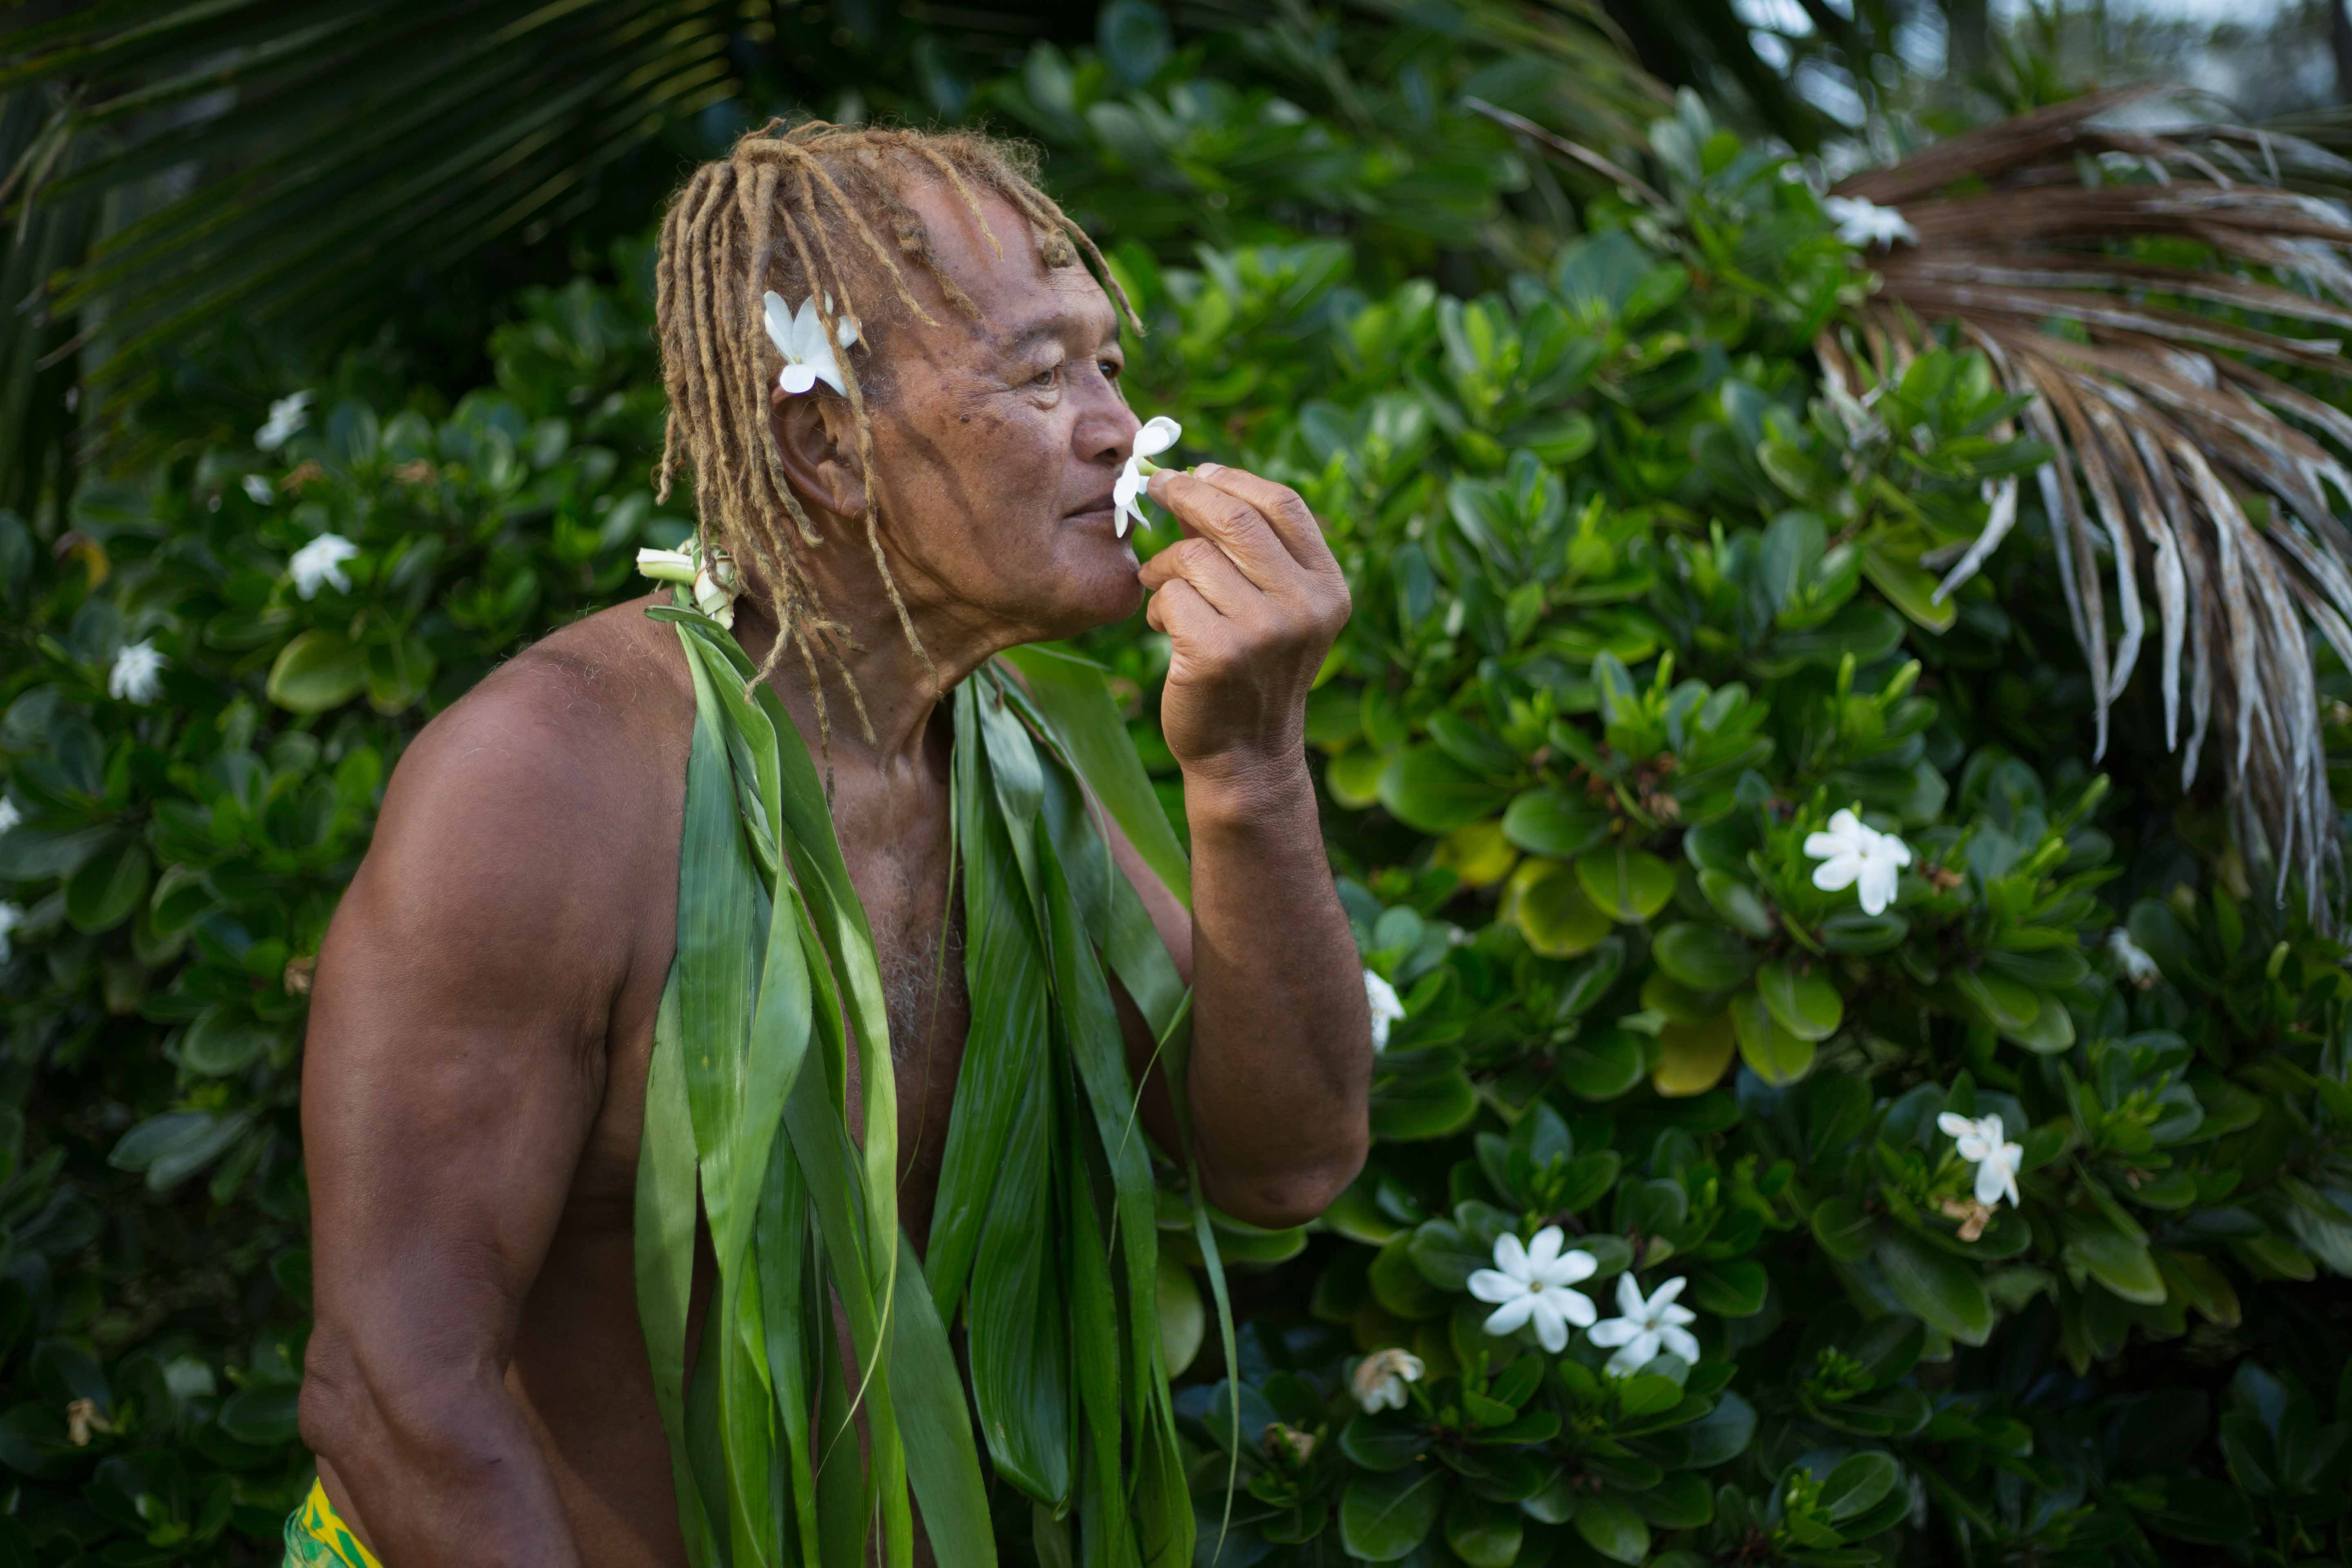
[303,682,644,1368]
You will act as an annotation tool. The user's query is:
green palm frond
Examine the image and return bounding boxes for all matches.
[1822,85,2352,913]
[1,0,743,442]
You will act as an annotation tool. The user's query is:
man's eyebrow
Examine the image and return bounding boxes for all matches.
[993,310,1113,357]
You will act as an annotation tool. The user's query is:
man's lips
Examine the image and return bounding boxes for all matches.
[1063,494,1117,524]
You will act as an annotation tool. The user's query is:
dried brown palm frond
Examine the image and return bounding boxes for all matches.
[1817,85,2352,918]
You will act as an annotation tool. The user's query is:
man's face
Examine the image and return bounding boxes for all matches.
[854,182,1146,645]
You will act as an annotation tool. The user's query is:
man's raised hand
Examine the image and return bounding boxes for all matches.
[1137,463,1351,790]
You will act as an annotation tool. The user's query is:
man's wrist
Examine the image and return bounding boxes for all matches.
[1179,748,1315,831]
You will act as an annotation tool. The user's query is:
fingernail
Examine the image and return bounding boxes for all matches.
[1196,462,1222,477]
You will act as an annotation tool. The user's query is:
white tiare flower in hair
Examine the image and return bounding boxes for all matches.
[2107,927,2160,989]
[1823,195,1918,249]
[1112,416,1181,539]
[0,797,18,836]
[0,902,20,962]
[1467,1226,1597,1354]
[1937,1109,2023,1208]
[1804,807,1911,917]
[256,391,312,452]
[1586,1273,1700,1376]
[289,533,359,599]
[1351,1348,1424,1412]
[762,290,858,396]
[109,641,167,704]
[1364,968,1405,1052]
[241,474,275,506]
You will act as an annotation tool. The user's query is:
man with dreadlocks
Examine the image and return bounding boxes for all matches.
[292,121,1370,1567]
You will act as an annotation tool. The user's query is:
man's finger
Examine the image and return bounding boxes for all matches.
[1138,537,1259,619]
[1144,575,1221,641]
[1181,463,1339,580]
[1144,468,1290,590]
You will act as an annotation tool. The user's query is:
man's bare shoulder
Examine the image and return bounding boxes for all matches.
[388,596,690,824]
[339,597,695,973]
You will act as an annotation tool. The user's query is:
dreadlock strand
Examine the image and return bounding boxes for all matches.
[865,173,983,321]
[909,140,1003,259]
[785,141,940,327]
[787,166,936,681]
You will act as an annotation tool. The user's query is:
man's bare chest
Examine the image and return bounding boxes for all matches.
[562,832,974,1243]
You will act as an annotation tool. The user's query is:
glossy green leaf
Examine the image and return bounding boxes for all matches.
[1575,844,1675,922]
[1379,745,1514,833]
[1876,1229,1993,1345]
[1573,1494,1650,1564]
[1755,959,1842,1041]
[1653,922,1757,991]
[265,630,368,713]
[1339,1467,1444,1561]
[1501,788,1613,858]
[1729,989,1815,1085]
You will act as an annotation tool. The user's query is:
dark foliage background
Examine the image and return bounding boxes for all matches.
[4,2,2352,1564]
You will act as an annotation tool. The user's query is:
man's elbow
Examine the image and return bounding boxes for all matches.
[300,1321,507,1478]
[1211,1131,1370,1231]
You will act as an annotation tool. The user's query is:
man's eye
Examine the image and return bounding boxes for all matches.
[1099,360,1121,380]
[1031,365,1062,388]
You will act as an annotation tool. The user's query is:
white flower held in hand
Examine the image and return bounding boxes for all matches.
[1364,969,1404,1052]
[1823,195,1918,249]
[256,391,312,452]
[1113,416,1181,539]
[1938,1109,2023,1208]
[109,641,167,704]
[1468,1225,1598,1353]
[289,534,359,600]
[1586,1274,1700,1375]
[0,902,21,963]
[1351,1348,1424,1412]
[762,290,858,396]
[1804,807,1911,916]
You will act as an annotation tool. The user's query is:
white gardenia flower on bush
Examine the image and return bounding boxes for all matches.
[1351,1347,1424,1412]
[109,641,167,704]
[1468,1226,1597,1353]
[762,290,858,396]
[289,533,359,599]
[2108,927,2160,988]
[1113,416,1181,539]
[242,474,275,506]
[1364,969,1405,1051]
[1938,1109,2023,1207]
[0,797,18,836]
[1804,808,1911,916]
[256,391,312,452]
[1823,195,1918,249]
[1587,1274,1700,1375]
[0,902,21,963]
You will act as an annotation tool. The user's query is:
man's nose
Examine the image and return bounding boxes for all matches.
[1078,382,1141,466]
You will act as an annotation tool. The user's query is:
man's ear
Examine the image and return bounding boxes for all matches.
[770,388,867,520]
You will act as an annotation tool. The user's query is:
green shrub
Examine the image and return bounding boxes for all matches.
[5,35,2352,1568]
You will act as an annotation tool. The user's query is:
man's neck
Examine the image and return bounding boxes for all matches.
[723,577,1001,794]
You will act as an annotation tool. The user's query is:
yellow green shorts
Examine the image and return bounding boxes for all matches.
[283,1478,383,1568]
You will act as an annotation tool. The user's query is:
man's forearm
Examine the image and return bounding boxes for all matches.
[1182,753,1372,1227]
[301,1341,584,1568]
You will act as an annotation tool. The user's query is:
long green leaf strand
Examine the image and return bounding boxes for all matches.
[638,604,1215,1566]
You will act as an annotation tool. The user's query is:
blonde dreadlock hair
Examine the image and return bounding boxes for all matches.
[653,119,1139,748]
